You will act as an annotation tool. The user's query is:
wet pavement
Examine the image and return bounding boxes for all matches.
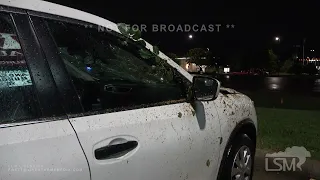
[217,75,320,94]
[217,74,320,110]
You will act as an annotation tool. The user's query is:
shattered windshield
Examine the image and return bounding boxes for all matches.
[49,21,175,85]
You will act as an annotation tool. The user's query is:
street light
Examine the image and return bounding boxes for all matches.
[275,37,280,41]
[188,34,193,39]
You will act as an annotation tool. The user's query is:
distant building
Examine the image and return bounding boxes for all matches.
[298,58,320,70]
[176,57,206,73]
[176,57,229,74]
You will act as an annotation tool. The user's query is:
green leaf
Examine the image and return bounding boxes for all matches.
[139,49,153,59]
[120,40,128,46]
[155,56,161,63]
[166,69,173,81]
[137,40,146,47]
[117,23,130,37]
[131,29,141,40]
[153,46,160,55]
[127,27,134,35]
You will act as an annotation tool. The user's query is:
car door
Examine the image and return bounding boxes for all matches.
[0,9,90,180]
[30,14,222,180]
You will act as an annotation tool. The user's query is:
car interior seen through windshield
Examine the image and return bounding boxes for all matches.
[46,20,188,112]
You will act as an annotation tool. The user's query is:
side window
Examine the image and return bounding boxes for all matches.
[45,19,189,113]
[0,13,39,124]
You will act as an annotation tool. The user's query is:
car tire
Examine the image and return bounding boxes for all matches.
[217,134,255,180]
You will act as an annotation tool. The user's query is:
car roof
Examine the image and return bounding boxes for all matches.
[0,0,120,33]
[0,0,192,81]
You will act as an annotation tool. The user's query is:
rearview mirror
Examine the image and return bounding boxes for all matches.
[192,76,220,101]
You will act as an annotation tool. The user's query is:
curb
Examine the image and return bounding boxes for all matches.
[255,149,320,179]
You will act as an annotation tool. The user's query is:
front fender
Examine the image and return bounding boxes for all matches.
[213,91,257,167]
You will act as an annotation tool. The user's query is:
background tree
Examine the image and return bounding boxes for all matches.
[280,58,294,73]
[267,49,279,73]
[186,48,218,73]
[226,50,246,71]
[186,48,207,65]
[204,50,216,65]
[166,52,179,64]
[289,63,304,75]
[304,63,319,75]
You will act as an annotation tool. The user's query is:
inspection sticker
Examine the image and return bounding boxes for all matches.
[0,70,32,88]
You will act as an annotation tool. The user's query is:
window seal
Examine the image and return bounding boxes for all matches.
[67,99,187,119]
[0,115,68,128]
[0,5,27,14]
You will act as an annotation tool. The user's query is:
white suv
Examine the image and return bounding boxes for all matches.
[0,1,257,180]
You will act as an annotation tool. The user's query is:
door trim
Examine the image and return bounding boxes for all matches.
[11,13,65,118]
[29,16,84,114]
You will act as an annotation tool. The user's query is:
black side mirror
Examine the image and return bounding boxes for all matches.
[192,76,220,101]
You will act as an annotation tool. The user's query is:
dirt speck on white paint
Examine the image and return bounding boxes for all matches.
[206,159,210,167]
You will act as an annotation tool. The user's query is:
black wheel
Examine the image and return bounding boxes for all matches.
[217,134,255,180]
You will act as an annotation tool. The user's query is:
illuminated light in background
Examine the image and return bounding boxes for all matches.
[224,68,230,73]
[86,66,92,71]
[201,65,207,72]
[270,77,280,83]
[265,77,284,91]
[271,84,279,90]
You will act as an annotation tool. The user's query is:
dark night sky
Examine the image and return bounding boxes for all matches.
[48,0,320,64]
